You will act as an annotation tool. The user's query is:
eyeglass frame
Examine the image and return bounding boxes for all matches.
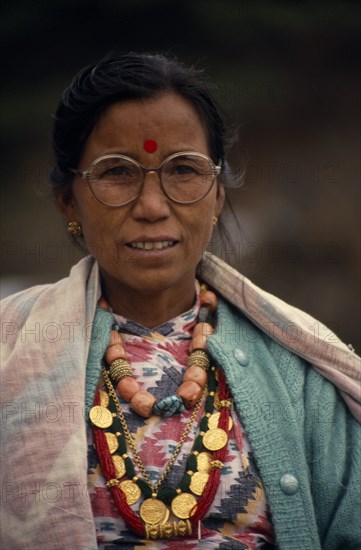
[68,151,221,207]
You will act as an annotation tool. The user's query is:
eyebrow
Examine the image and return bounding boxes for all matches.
[92,148,201,161]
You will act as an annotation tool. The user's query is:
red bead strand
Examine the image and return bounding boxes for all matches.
[92,391,145,536]
[190,370,231,524]
[92,371,231,537]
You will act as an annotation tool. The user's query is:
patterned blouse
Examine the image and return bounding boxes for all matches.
[87,288,275,549]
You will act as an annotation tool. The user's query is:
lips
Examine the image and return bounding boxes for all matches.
[125,236,179,251]
[128,240,177,250]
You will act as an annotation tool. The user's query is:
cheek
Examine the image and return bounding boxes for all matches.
[82,224,109,261]
[75,191,114,236]
[78,205,119,259]
[186,207,214,249]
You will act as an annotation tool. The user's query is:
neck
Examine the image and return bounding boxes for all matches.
[100,275,197,328]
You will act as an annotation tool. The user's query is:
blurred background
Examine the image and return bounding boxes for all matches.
[1,0,360,351]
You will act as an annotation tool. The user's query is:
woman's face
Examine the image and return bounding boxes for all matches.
[57,92,224,299]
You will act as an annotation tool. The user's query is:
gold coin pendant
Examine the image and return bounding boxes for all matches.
[99,389,109,408]
[89,405,113,428]
[203,428,228,451]
[190,471,209,496]
[112,455,126,479]
[197,452,212,473]
[208,411,233,431]
[140,498,168,524]
[120,480,141,505]
[171,493,197,519]
[105,432,119,454]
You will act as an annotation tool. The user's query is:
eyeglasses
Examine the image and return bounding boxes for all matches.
[69,151,221,207]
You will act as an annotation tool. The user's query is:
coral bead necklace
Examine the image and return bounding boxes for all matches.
[98,286,218,418]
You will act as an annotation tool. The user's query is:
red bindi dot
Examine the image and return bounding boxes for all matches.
[143,139,158,153]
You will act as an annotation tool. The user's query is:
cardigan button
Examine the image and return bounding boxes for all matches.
[280,474,299,495]
[233,348,249,366]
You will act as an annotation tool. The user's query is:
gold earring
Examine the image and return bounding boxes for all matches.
[67,221,82,236]
[213,216,218,226]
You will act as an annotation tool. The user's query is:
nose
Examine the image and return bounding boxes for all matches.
[131,171,171,222]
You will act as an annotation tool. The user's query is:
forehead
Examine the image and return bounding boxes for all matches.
[102,92,204,131]
[81,92,210,161]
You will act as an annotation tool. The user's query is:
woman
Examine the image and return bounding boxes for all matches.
[1,53,360,550]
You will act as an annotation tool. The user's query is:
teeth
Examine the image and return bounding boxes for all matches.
[129,241,175,250]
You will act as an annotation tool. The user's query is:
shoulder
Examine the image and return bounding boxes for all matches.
[211,297,345,411]
[199,252,354,359]
[1,283,53,324]
[201,252,360,421]
[0,257,98,353]
[213,296,311,376]
[211,295,360,455]
[1,256,95,321]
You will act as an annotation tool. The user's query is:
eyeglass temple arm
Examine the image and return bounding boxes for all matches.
[68,167,86,178]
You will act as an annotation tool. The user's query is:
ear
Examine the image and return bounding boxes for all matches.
[215,181,225,217]
[54,185,80,223]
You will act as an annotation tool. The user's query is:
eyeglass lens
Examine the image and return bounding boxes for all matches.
[88,154,216,206]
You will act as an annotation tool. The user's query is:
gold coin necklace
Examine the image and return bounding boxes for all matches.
[90,344,232,539]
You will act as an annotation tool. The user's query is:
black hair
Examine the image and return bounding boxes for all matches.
[50,52,226,188]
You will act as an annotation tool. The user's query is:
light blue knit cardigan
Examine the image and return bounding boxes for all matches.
[86,298,361,550]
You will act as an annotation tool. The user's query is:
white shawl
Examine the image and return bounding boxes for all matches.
[1,253,359,549]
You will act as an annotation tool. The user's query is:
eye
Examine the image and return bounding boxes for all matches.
[102,165,133,177]
[173,164,198,175]
[92,158,139,181]
[166,157,203,179]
